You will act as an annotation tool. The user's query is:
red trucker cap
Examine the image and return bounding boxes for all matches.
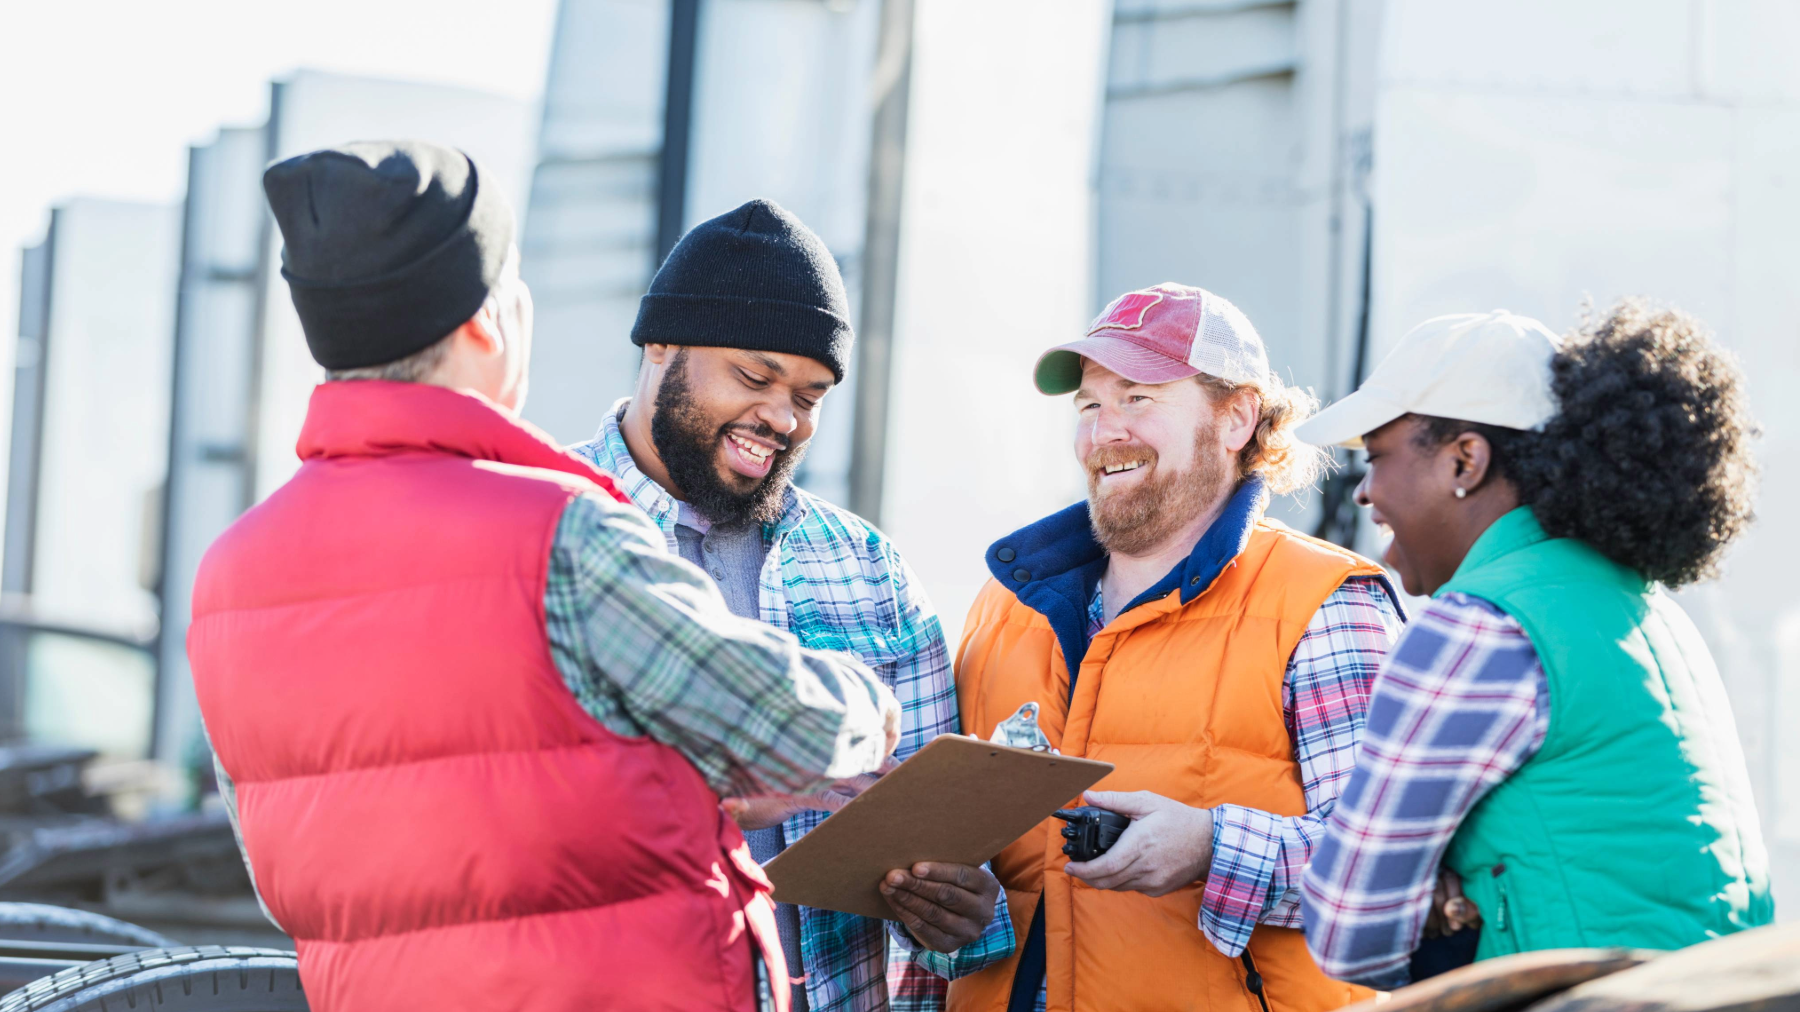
[1034,282,1270,395]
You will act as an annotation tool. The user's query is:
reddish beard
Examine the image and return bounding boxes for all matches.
[1085,421,1232,555]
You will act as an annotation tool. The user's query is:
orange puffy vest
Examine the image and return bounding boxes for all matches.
[950,519,1382,1012]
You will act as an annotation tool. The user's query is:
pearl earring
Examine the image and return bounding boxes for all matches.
[1454,487,1468,499]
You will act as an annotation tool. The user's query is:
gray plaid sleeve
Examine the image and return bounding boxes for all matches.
[209,749,287,934]
[545,492,898,798]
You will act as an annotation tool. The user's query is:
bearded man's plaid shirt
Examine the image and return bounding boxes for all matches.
[568,405,1010,1012]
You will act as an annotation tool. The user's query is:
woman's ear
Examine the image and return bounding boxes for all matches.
[1453,432,1495,489]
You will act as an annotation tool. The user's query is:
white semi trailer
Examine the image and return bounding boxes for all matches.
[520,0,1800,917]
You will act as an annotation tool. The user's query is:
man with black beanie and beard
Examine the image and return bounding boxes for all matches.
[571,199,1010,1012]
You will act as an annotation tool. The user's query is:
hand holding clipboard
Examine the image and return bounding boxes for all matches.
[762,734,1114,920]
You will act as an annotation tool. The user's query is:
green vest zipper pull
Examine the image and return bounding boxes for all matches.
[1492,863,1508,933]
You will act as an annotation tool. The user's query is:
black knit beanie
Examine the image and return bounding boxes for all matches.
[262,140,515,371]
[631,199,853,382]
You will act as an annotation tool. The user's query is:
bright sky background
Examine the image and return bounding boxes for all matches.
[0,0,561,373]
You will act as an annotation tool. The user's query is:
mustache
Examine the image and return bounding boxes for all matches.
[1084,443,1157,477]
[720,421,791,453]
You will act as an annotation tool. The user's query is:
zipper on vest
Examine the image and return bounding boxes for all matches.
[1492,863,1509,936]
[1240,951,1272,1012]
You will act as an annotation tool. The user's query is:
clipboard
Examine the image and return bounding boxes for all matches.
[762,734,1114,920]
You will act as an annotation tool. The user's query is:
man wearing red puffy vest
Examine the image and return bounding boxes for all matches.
[187,140,900,1012]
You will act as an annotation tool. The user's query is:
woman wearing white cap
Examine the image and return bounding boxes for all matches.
[1295,301,1772,988]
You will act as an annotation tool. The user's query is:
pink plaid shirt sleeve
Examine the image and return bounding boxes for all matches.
[1198,576,1404,956]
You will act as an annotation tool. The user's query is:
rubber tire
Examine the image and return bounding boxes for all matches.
[0,904,174,947]
[0,947,305,1011]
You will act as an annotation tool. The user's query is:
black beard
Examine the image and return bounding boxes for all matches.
[649,349,805,527]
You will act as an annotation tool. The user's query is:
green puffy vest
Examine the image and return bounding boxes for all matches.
[1438,507,1773,959]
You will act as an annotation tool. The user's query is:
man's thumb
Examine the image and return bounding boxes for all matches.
[1084,789,1161,818]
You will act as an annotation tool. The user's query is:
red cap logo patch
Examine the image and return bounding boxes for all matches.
[1087,290,1164,335]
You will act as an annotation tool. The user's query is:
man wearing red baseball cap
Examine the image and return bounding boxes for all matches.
[946,284,1401,1012]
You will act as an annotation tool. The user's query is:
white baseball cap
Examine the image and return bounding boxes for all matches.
[1297,310,1562,448]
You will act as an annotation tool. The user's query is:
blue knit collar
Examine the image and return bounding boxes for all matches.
[984,475,1269,676]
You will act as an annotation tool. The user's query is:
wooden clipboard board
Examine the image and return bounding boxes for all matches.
[762,734,1113,920]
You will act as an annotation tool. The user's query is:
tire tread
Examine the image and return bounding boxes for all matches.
[0,947,302,1012]
[0,906,172,949]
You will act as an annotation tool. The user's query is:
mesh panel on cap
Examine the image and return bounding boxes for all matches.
[1190,293,1269,386]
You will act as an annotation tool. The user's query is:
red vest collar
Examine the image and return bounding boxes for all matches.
[296,380,629,503]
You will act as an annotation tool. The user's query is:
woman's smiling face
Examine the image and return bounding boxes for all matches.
[1355,416,1465,597]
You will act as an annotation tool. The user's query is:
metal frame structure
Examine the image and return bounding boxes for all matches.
[0,233,57,740]
[847,0,914,525]
[154,127,269,766]
[656,0,701,266]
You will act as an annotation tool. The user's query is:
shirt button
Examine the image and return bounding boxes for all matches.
[711,569,725,580]
[996,548,1016,563]
[1190,576,1202,586]
[1013,568,1031,583]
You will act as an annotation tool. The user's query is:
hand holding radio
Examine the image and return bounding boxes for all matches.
[1053,806,1130,862]
[1061,789,1215,898]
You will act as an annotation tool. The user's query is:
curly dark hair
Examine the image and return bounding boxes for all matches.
[1417,299,1758,587]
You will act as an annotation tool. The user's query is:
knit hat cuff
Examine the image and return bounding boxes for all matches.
[632,293,853,382]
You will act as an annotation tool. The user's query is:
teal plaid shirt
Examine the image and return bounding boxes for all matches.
[568,402,1015,1012]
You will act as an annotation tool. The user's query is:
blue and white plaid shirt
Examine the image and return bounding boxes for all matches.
[1300,593,1548,988]
[573,403,1014,1012]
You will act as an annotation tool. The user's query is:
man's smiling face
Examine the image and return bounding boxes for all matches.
[1073,360,1236,555]
[647,345,835,525]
